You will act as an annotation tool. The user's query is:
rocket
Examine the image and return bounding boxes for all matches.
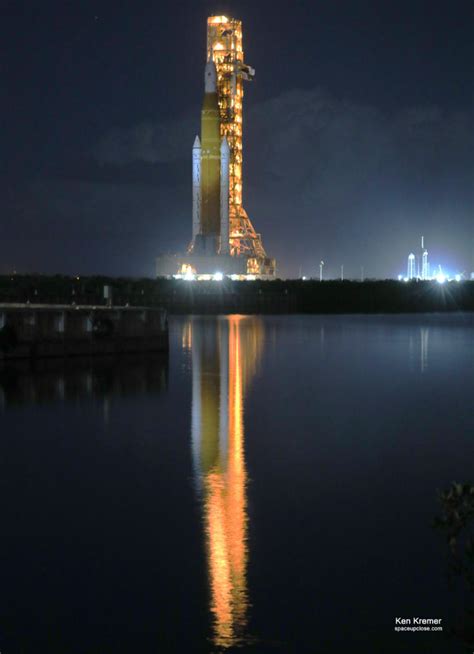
[201,61,220,237]
[192,60,230,255]
[220,136,230,254]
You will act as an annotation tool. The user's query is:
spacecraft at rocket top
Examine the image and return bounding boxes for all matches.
[204,58,217,94]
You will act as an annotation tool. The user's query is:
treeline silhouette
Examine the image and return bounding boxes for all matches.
[1,275,473,314]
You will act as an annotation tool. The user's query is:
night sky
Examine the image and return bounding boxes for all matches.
[2,0,473,278]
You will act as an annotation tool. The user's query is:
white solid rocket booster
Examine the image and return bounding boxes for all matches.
[220,136,230,254]
[192,135,201,240]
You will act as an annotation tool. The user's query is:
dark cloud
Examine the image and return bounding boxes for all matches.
[92,86,473,276]
[95,88,473,187]
[244,90,473,276]
[2,87,472,278]
[95,117,196,165]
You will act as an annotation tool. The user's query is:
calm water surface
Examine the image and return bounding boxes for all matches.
[1,314,473,653]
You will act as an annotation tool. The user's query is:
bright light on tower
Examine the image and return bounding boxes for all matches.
[205,14,274,276]
[407,253,416,280]
[422,249,429,280]
[436,273,446,284]
[213,272,224,281]
[209,15,229,24]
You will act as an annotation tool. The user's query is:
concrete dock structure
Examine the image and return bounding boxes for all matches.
[0,304,168,360]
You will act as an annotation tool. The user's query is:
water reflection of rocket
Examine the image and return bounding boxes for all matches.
[189,316,263,648]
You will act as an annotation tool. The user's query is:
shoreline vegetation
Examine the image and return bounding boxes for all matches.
[1,275,473,314]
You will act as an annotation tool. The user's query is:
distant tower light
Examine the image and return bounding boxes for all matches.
[407,253,416,280]
[422,250,429,280]
[319,260,324,282]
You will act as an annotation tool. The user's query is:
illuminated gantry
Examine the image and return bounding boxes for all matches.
[207,16,268,272]
[189,315,264,647]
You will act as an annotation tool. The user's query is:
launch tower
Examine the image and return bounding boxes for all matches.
[204,16,272,273]
[156,15,275,279]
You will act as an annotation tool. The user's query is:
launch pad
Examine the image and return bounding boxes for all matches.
[156,15,276,280]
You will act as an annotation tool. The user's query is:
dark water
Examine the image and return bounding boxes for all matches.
[1,314,473,653]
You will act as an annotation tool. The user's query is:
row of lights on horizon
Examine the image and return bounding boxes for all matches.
[176,267,465,282]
